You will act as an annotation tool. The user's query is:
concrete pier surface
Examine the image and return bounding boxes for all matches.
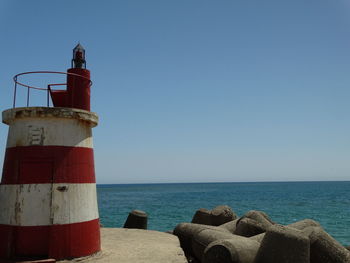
[58,228,187,263]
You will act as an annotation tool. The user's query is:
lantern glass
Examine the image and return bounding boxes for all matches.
[72,44,86,69]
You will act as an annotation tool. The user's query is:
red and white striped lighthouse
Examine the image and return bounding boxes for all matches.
[0,44,101,260]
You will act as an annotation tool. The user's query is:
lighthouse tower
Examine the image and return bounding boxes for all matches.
[0,44,100,260]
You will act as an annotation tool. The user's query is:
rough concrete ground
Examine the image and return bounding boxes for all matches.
[58,228,187,263]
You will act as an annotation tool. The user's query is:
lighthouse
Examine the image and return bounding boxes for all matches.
[0,44,101,260]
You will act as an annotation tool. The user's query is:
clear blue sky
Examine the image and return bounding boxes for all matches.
[0,0,350,183]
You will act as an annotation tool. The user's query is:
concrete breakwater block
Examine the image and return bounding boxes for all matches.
[254,225,310,263]
[173,223,228,256]
[218,210,274,237]
[249,218,322,243]
[123,210,148,229]
[234,218,267,237]
[244,210,274,226]
[202,236,260,263]
[191,208,212,225]
[303,226,350,263]
[179,207,348,263]
[288,219,321,230]
[234,210,274,238]
[192,228,236,260]
[219,219,239,233]
[191,205,237,226]
[211,205,237,226]
[249,232,265,243]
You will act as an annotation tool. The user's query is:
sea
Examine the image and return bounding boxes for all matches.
[97,181,350,245]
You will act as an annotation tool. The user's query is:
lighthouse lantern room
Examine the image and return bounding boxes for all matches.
[0,44,101,261]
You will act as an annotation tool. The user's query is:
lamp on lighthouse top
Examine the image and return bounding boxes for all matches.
[72,43,86,69]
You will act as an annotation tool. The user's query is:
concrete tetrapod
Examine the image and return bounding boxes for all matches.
[249,233,265,243]
[244,210,274,226]
[303,226,350,263]
[192,228,236,260]
[211,205,237,226]
[249,218,322,244]
[254,225,310,263]
[191,208,212,225]
[219,219,239,233]
[173,223,229,257]
[234,211,273,237]
[234,218,268,237]
[202,235,260,263]
[123,210,148,229]
[288,219,321,230]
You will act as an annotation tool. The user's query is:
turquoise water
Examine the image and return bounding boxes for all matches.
[97,181,350,245]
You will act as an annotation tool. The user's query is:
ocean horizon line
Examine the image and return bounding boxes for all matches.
[96,180,350,186]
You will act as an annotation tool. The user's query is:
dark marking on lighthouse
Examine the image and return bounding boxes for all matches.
[28,125,45,145]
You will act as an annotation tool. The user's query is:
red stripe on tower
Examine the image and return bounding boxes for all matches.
[0,44,101,260]
[2,146,96,184]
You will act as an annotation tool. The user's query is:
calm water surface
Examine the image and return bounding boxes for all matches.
[97,181,350,245]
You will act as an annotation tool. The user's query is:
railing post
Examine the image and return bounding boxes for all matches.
[13,76,17,108]
[27,87,30,107]
[47,85,50,107]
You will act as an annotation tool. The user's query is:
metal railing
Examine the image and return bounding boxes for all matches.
[13,71,92,108]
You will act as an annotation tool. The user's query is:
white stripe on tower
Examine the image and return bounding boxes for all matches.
[3,107,96,148]
[0,184,99,226]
